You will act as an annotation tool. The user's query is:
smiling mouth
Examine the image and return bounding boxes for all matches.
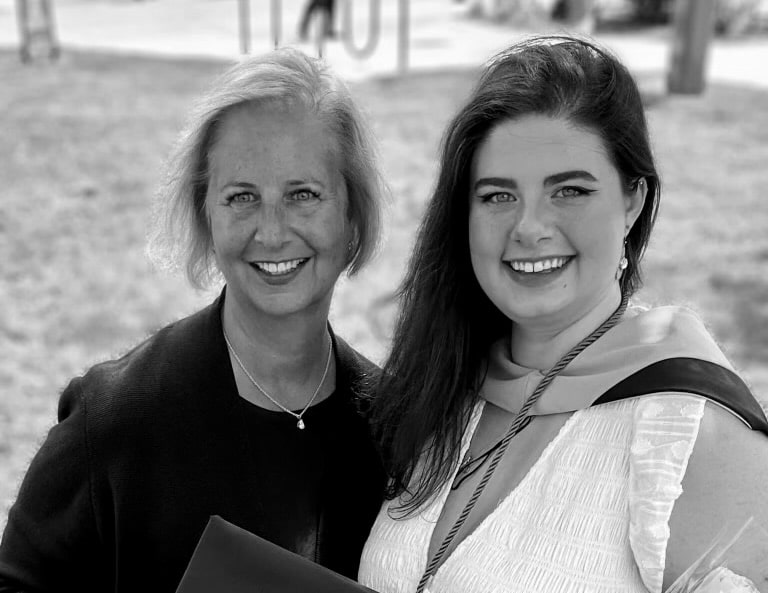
[506,256,573,274]
[250,258,309,276]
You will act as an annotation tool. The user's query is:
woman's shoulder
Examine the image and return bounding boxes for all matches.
[624,394,768,591]
[665,400,768,588]
[332,333,382,403]
[66,298,226,422]
[683,399,768,500]
[622,304,731,365]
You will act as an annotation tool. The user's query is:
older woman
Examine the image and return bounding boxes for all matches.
[0,49,386,592]
[359,36,768,593]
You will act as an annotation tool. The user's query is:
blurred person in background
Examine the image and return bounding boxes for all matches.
[359,36,768,593]
[299,0,338,41]
[0,48,386,593]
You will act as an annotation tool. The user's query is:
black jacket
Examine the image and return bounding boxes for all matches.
[0,293,386,592]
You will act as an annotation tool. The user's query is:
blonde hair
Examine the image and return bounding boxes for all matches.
[149,48,384,288]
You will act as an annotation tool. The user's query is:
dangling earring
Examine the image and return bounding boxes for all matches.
[616,238,628,281]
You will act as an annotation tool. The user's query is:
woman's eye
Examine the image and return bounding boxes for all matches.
[554,186,594,199]
[229,192,256,204]
[481,192,515,204]
[290,189,320,202]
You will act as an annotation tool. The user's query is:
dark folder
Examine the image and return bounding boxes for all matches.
[176,515,377,592]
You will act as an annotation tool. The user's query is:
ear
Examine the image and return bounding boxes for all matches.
[345,223,360,267]
[624,177,647,233]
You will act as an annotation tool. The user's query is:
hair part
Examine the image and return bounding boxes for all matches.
[372,35,661,515]
[148,48,384,288]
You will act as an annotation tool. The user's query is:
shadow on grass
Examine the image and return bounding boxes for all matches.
[594,18,671,36]
[0,47,229,67]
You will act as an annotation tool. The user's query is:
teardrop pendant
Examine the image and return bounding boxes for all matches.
[297,418,305,430]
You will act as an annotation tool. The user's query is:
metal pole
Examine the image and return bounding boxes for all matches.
[41,0,60,59]
[341,0,381,59]
[270,0,282,48]
[397,0,410,74]
[16,0,31,62]
[238,0,251,54]
[316,32,325,59]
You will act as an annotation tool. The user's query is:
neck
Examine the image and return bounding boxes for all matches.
[510,286,623,371]
[221,292,332,391]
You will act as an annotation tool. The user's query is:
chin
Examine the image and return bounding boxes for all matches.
[504,297,576,328]
[251,288,336,320]
[251,297,311,318]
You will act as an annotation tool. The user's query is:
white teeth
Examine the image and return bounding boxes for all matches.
[509,257,569,273]
[253,258,307,276]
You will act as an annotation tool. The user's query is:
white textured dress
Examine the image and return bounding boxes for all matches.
[359,395,704,593]
[359,307,745,593]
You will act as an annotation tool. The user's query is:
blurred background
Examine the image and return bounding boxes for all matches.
[1,0,767,532]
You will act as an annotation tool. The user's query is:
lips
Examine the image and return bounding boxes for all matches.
[250,258,309,277]
[506,256,573,274]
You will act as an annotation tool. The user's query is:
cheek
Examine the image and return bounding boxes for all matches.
[207,208,252,254]
[468,216,484,270]
[304,209,350,259]
[567,216,623,273]
[468,216,506,294]
[468,209,484,252]
[205,203,224,248]
[469,211,504,261]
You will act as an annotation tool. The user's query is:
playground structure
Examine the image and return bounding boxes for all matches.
[236,0,411,72]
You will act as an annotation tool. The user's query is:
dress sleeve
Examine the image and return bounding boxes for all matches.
[627,394,706,593]
[0,378,107,592]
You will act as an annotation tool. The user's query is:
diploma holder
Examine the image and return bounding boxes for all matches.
[176,515,377,593]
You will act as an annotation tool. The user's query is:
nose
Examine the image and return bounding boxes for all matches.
[509,201,552,247]
[252,203,289,249]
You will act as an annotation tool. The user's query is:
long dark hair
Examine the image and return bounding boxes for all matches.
[372,35,661,514]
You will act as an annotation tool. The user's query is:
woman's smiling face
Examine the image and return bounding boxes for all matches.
[468,115,644,334]
[205,102,352,321]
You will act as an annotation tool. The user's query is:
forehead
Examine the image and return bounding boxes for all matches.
[208,102,341,181]
[473,115,613,176]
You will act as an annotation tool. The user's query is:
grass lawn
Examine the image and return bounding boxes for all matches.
[1,49,767,529]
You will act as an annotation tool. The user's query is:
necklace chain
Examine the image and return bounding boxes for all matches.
[222,328,333,430]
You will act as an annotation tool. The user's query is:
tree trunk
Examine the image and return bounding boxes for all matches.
[667,0,717,94]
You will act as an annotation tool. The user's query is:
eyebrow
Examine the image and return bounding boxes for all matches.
[286,178,325,188]
[218,181,259,193]
[217,179,325,193]
[473,170,598,191]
